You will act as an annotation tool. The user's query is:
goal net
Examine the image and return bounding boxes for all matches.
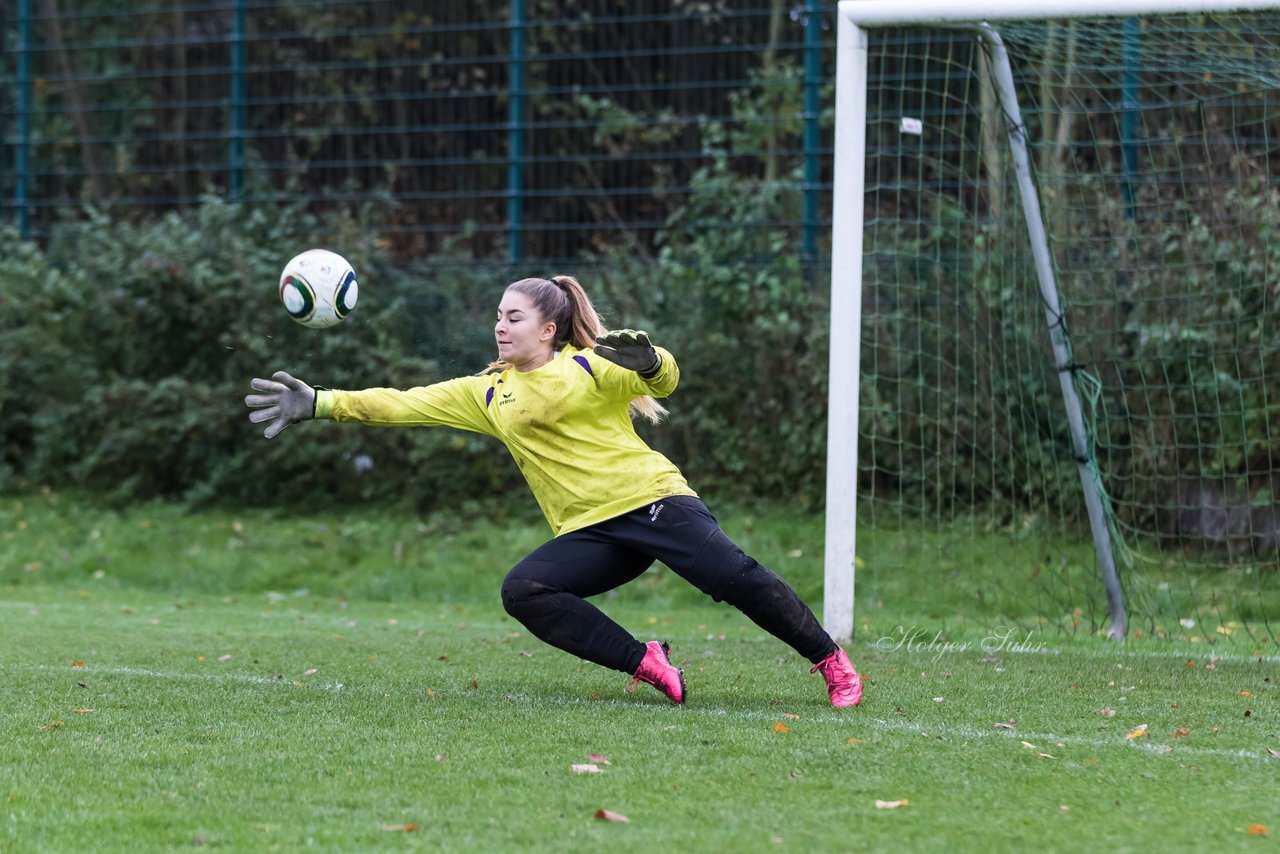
[827,1,1280,649]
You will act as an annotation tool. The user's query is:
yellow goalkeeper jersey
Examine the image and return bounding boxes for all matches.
[314,344,697,536]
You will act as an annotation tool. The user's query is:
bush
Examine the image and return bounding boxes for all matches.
[0,201,520,507]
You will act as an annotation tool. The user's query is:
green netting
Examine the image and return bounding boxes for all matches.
[857,14,1280,646]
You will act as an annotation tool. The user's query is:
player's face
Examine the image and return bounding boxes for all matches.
[495,289,556,370]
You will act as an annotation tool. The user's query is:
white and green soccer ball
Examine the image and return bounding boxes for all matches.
[278,248,358,328]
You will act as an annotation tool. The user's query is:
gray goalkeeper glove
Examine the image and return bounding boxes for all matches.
[245,371,316,439]
[594,329,662,378]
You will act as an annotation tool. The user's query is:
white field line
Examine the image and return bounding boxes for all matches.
[540,695,1278,763]
[869,644,1280,664]
[856,717,1276,763]
[3,663,1273,762]
[5,598,1276,663]
[2,662,338,689]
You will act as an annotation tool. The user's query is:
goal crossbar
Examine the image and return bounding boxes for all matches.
[839,0,1280,26]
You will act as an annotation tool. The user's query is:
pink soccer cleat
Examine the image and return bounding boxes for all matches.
[811,647,863,707]
[627,640,686,704]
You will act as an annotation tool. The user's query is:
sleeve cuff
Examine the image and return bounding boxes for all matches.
[314,388,335,420]
[637,352,663,380]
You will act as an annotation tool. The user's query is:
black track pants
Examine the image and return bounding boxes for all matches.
[500,496,838,674]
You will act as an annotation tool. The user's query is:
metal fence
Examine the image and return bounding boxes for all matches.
[1,1,833,268]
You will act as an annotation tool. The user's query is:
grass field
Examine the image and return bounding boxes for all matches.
[2,493,1278,852]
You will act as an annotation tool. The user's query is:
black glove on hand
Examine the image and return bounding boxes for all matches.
[244,371,316,439]
[594,330,662,378]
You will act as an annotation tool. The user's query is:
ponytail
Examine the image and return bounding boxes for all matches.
[487,275,668,424]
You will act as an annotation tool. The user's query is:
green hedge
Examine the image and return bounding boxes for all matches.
[0,199,518,508]
[0,174,831,509]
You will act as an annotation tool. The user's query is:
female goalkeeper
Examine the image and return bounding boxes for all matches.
[244,275,862,707]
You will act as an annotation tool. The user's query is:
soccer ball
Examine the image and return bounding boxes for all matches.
[278,248,358,328]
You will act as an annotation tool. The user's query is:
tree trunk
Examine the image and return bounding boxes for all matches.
[40,0,108,199]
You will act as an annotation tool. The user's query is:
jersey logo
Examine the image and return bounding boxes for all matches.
[485,379,506,409]
[648,502,665,522]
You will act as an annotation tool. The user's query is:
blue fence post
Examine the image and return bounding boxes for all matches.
[14,0,34,237]
[802,0,822,271]
[507,0,526,267]
[229,0,246,201]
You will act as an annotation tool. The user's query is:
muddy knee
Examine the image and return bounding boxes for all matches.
[703,549,780,603]
[502,572,565,622]
[501,574,540,618]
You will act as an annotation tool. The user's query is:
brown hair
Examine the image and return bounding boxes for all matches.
[487,275,667,424]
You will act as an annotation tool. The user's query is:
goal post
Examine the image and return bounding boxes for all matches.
[825,0,1280,644]
[823,9,868,644]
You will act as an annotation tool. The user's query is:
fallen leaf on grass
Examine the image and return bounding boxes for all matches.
[1125,725,1149,740]
[303,668,318,676]
[1247,824,1268,837]
[1266,747,1280,758]
[994,719,1017,730]
[588,753,611,765]
[71,661,85,668]
[218,655,232,662]
[1170,728,1190,738]
[40,720,64,730]
[875,799,909,810]
[72,709,94,714]
[773,723,792,733]
[1100,707,1116,717]
[1017,741,1054,758]
[782,713,800,720]
[379,824,419,832]
[571,764,602,774]
[594,809,629,823]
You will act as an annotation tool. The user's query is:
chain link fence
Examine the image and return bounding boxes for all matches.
[2,1,833,269]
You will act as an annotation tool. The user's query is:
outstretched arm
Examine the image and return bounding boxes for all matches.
[245,371,316,439]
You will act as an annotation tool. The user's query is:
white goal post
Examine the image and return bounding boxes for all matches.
[823,0,1280,642]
